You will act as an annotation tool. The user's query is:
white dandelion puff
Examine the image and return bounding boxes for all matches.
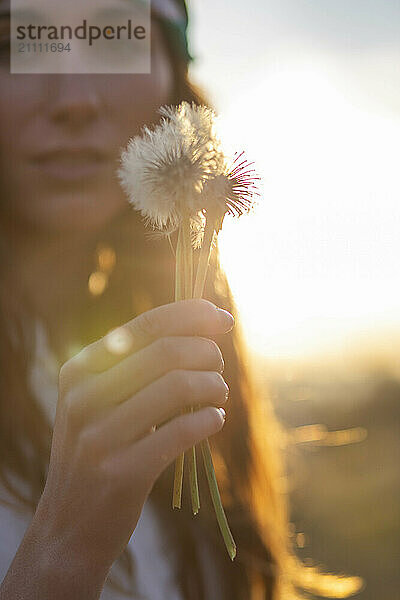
[159,101,224,173]
[118,102,225,233]
[118,124,201,231]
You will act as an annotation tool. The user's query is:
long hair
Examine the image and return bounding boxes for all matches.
[0,16,360,600]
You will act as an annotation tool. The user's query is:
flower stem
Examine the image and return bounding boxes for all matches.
[194,214,237,561]
[182,216,193,300]
[182,217,200,516]
[200,438,236,561]
[193,221,214,299]
[172,226,185,510]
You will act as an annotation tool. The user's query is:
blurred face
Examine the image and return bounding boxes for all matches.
[0,0,175,233]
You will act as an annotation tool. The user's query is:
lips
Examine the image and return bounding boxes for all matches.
[29,147,112,182]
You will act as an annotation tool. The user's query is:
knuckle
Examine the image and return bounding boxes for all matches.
[155,337,181,366]
[131,308,160,340]
[103,325,133,356]
[59,351,89,390]
[73,344,91,364]
[166,369,192,398]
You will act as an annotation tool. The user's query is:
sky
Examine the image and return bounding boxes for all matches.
[187,0,400,361]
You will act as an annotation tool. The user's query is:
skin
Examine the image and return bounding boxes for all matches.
[0,0,175,336]
[0,0,172,234]
[0,2,233,597]
[0,300,231,600]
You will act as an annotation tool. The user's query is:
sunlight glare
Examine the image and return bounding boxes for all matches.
[217,67,400,359]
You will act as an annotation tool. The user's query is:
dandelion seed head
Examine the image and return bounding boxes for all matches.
[118,102,225,231]
[159,102,226,178]
[201,151,260,222]
[159,102,218,147]
[118,103,260,247]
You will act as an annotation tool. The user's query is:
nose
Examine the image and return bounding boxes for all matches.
[48,75,102,130]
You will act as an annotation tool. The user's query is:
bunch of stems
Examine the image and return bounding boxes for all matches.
[172,210,236,561]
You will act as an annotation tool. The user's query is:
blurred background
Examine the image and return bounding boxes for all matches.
[187,1,400,598]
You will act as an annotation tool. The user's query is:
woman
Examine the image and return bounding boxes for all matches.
[0,1,329,599]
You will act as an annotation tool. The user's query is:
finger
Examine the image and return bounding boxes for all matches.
[106,407,226,487]
[84,370,229,454]
[68,299,234,376]
[73,336,224,415]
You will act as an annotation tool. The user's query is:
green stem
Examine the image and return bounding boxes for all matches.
[182,217,200,515]
[174,228,184,302]
[200,439,236,561]
[182,215,193,300]
[167,233,176,259]
[194,214,237,560]
[172,227,185,509]
[188,446,199,515]
[193,221,215,299]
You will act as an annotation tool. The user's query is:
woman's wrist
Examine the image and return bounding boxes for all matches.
[0,498,109,600]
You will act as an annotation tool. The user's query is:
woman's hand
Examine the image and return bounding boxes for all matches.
[34,299,233,586]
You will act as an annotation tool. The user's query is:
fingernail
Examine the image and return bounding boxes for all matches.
[218,407,226,422]
[217,308,234,332]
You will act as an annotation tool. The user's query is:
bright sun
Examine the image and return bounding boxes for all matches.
[216,68,400,360]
